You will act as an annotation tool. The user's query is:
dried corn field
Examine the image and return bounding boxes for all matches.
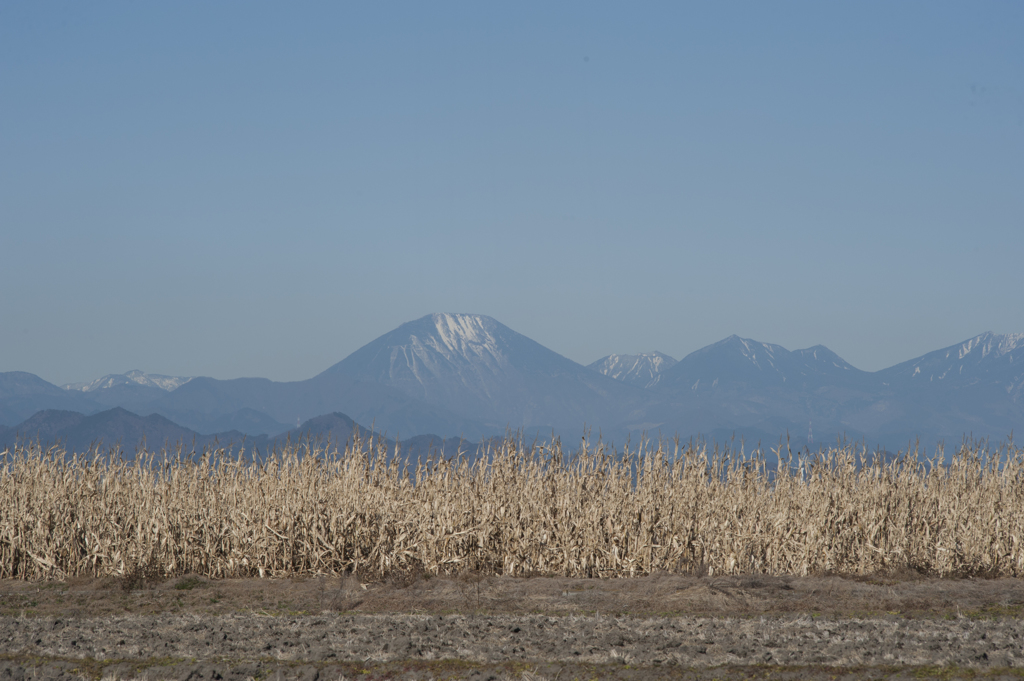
[1,436,1022,581]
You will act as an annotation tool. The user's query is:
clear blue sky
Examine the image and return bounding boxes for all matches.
[2,2,1022,385]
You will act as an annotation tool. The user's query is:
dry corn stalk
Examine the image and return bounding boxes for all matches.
[0,434,1021,580]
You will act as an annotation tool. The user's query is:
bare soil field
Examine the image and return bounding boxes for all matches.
[1,575,1023,680]
[3,573,1024,620]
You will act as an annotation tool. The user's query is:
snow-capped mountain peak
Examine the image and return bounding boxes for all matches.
[424,313,504,359]
[63,370,192,393]
[715,335,791,373]
[656,335,870,393]
[956,332,1024,360]
[587,352,677,389]
[319,313,645,430]
[322,313,523,397]
[877,332,1024,391]
[735,337,782,369]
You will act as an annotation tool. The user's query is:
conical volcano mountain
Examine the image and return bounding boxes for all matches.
[319,313,650,434]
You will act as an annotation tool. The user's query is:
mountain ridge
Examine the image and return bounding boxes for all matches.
[0,407,481,465]
[63,370,193,393]
[3,319,1021,454]
[588,352,677,389]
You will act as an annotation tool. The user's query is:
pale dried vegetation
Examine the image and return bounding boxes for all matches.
[1,434,1022,581]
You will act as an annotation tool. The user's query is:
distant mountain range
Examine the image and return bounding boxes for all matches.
[2,314,1022,456]
[0,407,247,455]
[0,407,471,463]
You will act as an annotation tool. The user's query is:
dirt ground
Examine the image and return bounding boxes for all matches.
[1,574,1023,680]
[3,572,1024,620]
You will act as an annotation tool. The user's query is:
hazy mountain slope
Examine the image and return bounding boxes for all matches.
[196,408,292,436]
[588,352,677,388]
[65,408,225,453]
[0,407,252,455]
[318,313,652,435]
[147,372,485,439]
[68,382,168,410]
[0,408,478,466]
[852,332,1024,445]
[0,372,99,425]
[61,370,192,412]
[639,333,1024,452]
[657,336,873,394]
[876,332,1024,396]
[298,371,487,438]
[399,433,478,461]
[0,405,22,428]
[0,409,88,448]
[636,336,881,449]
[144,377,281,431]
[272,412,361,448]
[792,345,873,388]
[271,413,487,465]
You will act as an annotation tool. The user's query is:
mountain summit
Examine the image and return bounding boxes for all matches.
[658,335,871,393]
[319,313,648,432]
[60,370,194,412]
[323,314,521,395]
[588,352,677,389]
[877,332,1024,395]
[63,370,192,393]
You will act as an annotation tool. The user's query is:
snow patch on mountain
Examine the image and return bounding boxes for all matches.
[378,314,513,393]
[956,332,1024,360]
[64,370,193,393]
[735,337,785,371]
[657,336,874,394]
[878,332,1024,391]
[320,312,647,431]
[434,313,499,352]
[416,313,506,366]
[587,352,677,389]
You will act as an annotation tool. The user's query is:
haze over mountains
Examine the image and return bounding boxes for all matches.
[2,314,1022,456]
[0,407,467,463]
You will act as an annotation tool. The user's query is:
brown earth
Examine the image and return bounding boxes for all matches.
[1,574,1023,680]
[2,572,1023,620]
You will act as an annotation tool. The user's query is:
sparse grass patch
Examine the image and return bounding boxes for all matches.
[173,576,205,590]
[119,561,164,592]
